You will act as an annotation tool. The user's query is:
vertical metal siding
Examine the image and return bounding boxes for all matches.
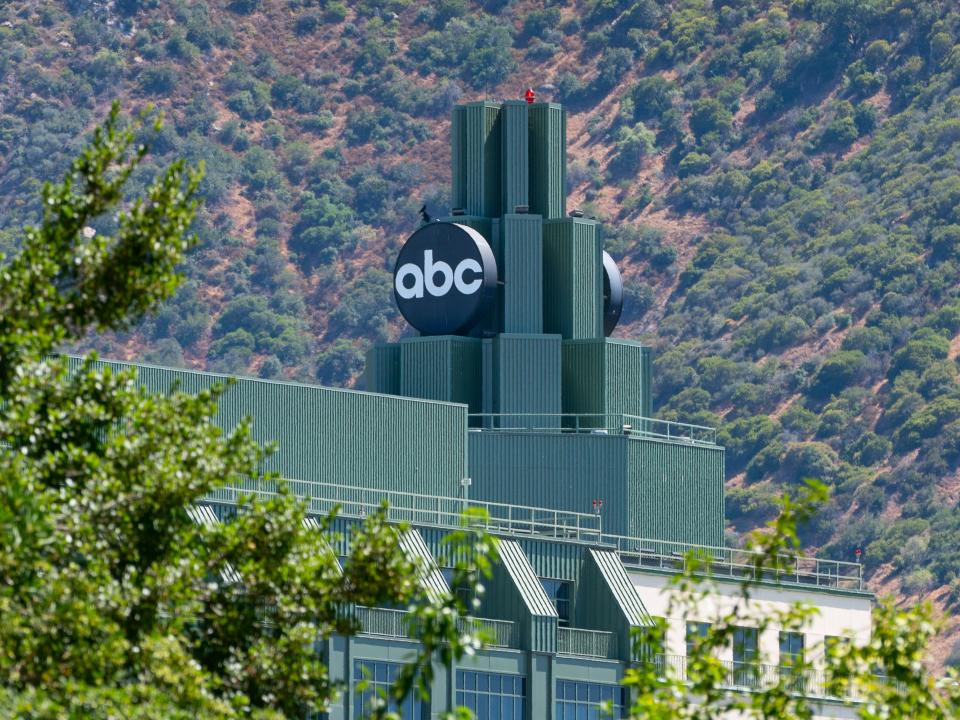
[561,340,605,423]
[570,219,603,339]
[74,357,468,498]
[518,538,583,582]
[468,432,630,535]
[493,335,562,427]
[528,103,566,220]
[500,100,529,214]
[603,340,651,419]
[577,550,651,660]
[458,102,502,218]
[502,214,543,334]
[400,336,482,413]
[364,343,400,395]
[542,219,602,339]
[451,104,466,211]
[627,439,725,546]
[490,540,558,654]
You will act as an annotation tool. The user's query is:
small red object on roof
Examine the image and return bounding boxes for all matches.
[524,88,535,104]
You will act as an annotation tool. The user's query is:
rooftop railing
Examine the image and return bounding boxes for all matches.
[651,654,902,702]
[609,536,864,591]
[204,479,863,592]
[557,627,618,659]
[467,413,718,447]
[205,477,605,543]
[353,605,518,648]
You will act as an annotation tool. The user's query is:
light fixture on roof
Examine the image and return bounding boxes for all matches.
[514,204,529,214]
[569,208,584,218]
[451,207,466,216]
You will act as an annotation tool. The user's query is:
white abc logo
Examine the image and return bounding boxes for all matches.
[395,250,483,299]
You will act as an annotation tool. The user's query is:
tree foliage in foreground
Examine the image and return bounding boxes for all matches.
[0,105,493,719]
[0,105,956,720]
[626,481,960,720]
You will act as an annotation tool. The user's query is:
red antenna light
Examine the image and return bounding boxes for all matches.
[524,87,535,104]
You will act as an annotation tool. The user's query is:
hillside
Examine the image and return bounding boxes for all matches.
[2,0,960,665]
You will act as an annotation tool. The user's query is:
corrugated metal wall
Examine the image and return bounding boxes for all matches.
[469,431,630,535]
[528,103,566,219]
[502,214,543,334]
[399,336,483,413]
[561,340,606,423]
[484,540,558,653]
[604,340,652,419]
[561,339,652,421]
[491,335,562,427]
[628,439,725,546]
[542,218,603,339]
[364,343,400,395]
[500,100,529,213]
[452,102,501,218]
[577,550,651,660]
[75,357,468,498]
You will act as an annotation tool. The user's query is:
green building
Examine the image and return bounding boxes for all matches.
[107,99,869,719]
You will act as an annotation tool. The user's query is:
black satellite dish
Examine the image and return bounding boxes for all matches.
[602,251,623,337]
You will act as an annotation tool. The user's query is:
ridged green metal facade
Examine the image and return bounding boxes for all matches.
[501,213,543,333]
[398,336,483,413]
[486,334,562,425]
[628,439,725,546]
[452,102,501,217]
[578,549,651,660]
[562,339,652,420]
[499,100,529,213]
[468,430,724,543]
[468,432,632,534]
[74,358,468,498]
[363,343,400,395]
[528,103,566,219]
[542,218,603,339]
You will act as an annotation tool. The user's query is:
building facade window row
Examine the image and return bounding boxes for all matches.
[353,663,625,719]
[556,680,628,719]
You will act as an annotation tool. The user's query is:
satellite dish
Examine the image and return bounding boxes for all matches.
[602,251,623,336]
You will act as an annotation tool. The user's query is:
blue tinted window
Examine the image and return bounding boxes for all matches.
[555,680,627,718]
[354,660,425,719]
[456,670,525,719]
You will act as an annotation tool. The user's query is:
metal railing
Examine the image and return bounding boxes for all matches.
[354,606,517,648]
[205,477,604,543]
[204,479,863,592]
[456,616,519,649]
[468,413,717,446]
[609,536,863,591]
[557,627,617,659]
[650,654,901,701]
[355,606,410,639]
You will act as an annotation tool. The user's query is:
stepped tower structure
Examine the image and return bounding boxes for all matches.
[366,99,723,543]
[85,98,871,720]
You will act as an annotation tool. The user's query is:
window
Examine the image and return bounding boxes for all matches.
[779,632,806,692]
[685,622,710,656]
[555,680,627,719]
[540,578,572,626]
[456,670,525,719]
[354,660,426,719]
[732,626,759,688]
[441,567,474,608]
[779,631,804,667]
